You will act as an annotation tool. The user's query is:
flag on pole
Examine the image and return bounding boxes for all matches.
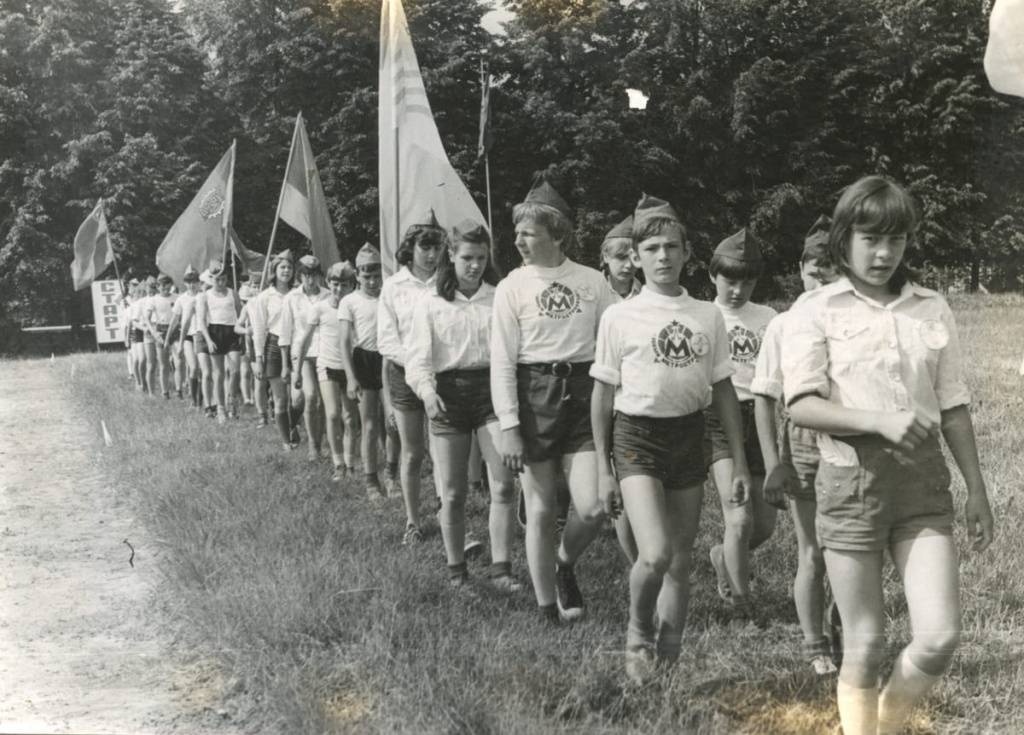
[379,0,487,275]
[230,228,264,274]
[277,113,339,269]
[477,64,493,163]
[155,145,234,285]
[70,199,114,291]
[985,0,1024,97]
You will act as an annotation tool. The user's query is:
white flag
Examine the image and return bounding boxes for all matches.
[985,0,1024,97]
[378,0,486,275]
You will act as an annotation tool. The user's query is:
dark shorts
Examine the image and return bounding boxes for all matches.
[779,414,820,501]
[703,399,766,475]
[613,411,707,491]
[352,347,383,391]
[183,334,194,343]
[516,363,595,463]
[263,333,283,378]
[130,328,144,344]
[387,361,423,412]
[317,362,347,389]
[206,323,242,354]
[815,435,954,552]
[430,368,497,436]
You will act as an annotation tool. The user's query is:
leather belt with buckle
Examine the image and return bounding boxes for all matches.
[526,361,591,378]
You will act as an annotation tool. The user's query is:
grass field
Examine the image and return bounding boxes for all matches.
[58,294,1024,734]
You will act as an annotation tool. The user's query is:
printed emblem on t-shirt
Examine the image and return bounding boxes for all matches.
[536,282,581,319]
[728,325,761,365]
[651,320,707,368]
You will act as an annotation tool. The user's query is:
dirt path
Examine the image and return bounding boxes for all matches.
[0,359,233,734]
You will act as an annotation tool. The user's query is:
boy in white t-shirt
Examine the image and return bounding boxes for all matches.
[592,194,750,684]
[705,228,778,612]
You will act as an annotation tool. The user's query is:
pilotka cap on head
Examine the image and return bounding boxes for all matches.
[714,227,763,264]
[298,254,320,271]
[522,177,572,221]
[327,260,356,281]
[183,265,199,282]
[633,194,681,234]
[355,243,381,268]
[272,249,294,264]
[410,208,442,230]
[802,215,831,260]
[603,215,634,243]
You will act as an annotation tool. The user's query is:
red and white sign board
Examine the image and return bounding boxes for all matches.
[91,280,125,344]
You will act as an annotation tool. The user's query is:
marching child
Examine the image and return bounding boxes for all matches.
[783,175,994,735]
[235,272,268,425]
[339,244,394,498]
[601,215,641,300]
[143,274,177,399]
[491,178,617,623]
[294,260,361,481]
[405,220,521,592]
[591,194,750,683]
[195,259,243,423]
[706,228,778,610]
[751,215,840,676]
[378,213,445,545]
[252,250,297,447]
[166,266,202,408]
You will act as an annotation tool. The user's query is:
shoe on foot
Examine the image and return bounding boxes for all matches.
[331,465,347,483]
[216,407,227,424]
[402,522,423,545]
[555,563,584,622]
[163,391,171,399]
[256,414,268,428]
[710,545,732,603]
[307,447,319,463]
[625,643,657,686]
[384,473,401,498]
[810,654,838,676]
[463,535,484,561]
[489,573,524,594]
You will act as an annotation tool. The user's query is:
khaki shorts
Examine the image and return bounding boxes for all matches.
[815,435,953,552]
[612,411,706,491]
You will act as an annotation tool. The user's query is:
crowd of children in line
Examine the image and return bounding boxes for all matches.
[118,174,994,735]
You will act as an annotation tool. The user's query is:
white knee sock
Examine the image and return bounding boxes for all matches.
[836,679,878,735]
[878,652,941,734]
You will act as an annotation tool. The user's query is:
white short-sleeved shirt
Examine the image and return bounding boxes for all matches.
[251,287,288,356]
[145,293,176,326]
[714,300,777,401]
[129,297,147,328]
[591,287,733,417]
[281,287,330,355]
[338,289,379,352]
[490,259,618,429]
[782,278,971,466]
[299,298,342,369]
[405,284,495,402]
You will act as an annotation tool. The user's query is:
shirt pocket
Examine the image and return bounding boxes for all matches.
[824,314,872,365]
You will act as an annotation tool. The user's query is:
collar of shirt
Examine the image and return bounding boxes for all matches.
[821,277,938,309]
[452,283,495,303]
[391,267,437,287]
[522,258,577,280]
[636,285,692,307]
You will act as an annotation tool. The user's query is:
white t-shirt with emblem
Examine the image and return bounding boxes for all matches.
[714,300,777,401]
[490,258,618,430]
[591,287,734,417]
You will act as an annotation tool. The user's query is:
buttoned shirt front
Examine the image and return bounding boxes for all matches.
[251,287,288,357]
[377,268,436,365]
[782,277,970,465]
[404,284,495,402]
[280,286,329,355]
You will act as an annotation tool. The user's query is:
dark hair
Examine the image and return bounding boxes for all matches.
[709,254,764,280]
[269,258,294,289]
[632,217,686,249]
[436,232,500,302]
[396,225,448,267]
[829,175,919,293]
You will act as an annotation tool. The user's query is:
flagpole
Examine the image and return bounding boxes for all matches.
[393,125,400,266]
[479,60,498,275]
[96,198,126,296]
[261,115,301,289]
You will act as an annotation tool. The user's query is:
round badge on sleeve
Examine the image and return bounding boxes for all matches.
[920,319,949,350]
[691,332,711,356]
[577,284,595,302]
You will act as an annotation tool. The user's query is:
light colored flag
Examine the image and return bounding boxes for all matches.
[155,144,234,285]
[70,199,114,291]
[379,0,486,275]
[985,0,1024,97]
[278,113,339,269]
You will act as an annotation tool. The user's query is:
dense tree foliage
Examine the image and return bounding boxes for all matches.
[2,0,1022,328]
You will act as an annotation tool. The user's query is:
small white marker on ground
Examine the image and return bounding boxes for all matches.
[101,420,113,447]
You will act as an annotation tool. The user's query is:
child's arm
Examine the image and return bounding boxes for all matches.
[941,404,994,551]
[292,325,315,390]
[591,379,620,518]
[711,378,751,505]
[754,395,791,508]
[788,396,935,452]
[338,320,359,400]
[233,307,249,337]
